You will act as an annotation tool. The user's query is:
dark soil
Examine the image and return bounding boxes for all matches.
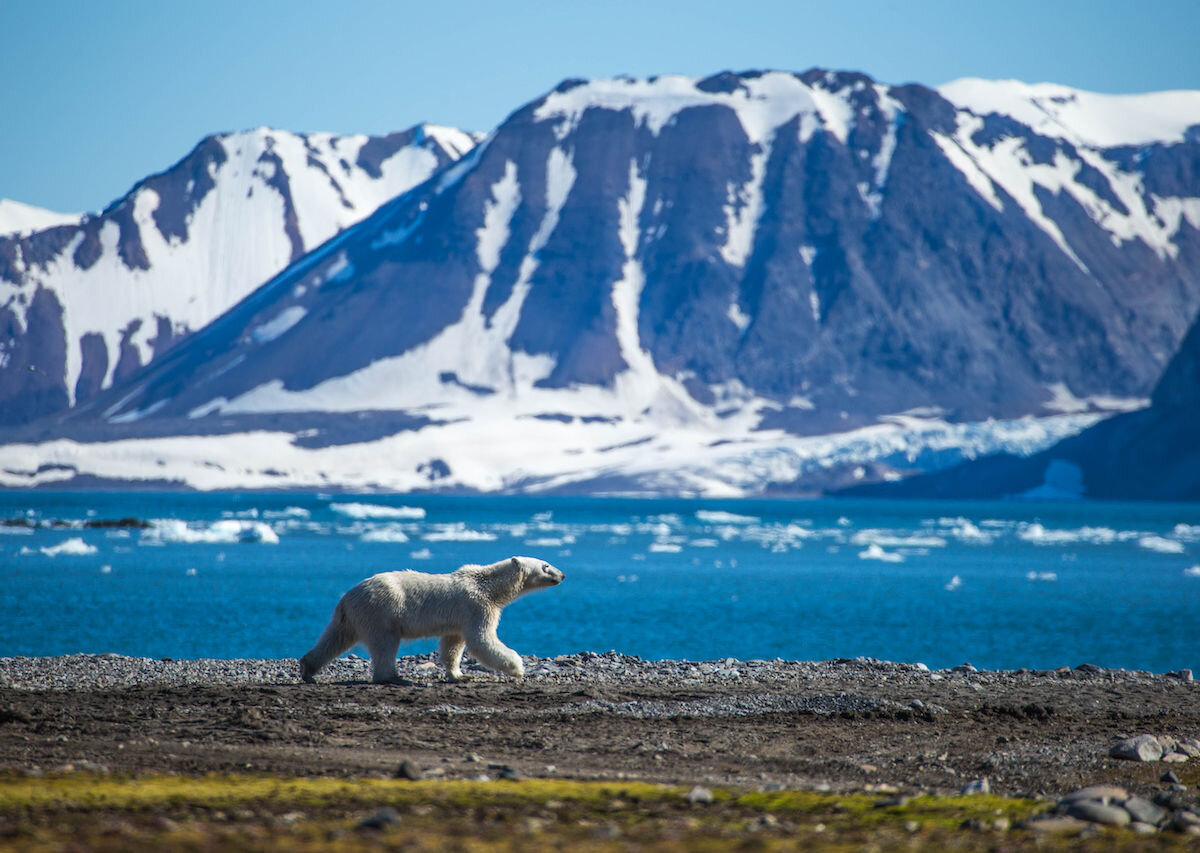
[2,658,1197,799]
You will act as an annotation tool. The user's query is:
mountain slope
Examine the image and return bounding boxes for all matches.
[4,69,1200,495]
[0,124,478,425]
[842,305,1200,501]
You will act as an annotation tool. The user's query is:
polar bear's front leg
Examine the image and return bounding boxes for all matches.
[439,633,467,681]
[465,625,525,679]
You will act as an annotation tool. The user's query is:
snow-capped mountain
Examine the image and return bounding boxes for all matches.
[0,124,478,425]
[0,200,81,238]
[4,69,1200,495]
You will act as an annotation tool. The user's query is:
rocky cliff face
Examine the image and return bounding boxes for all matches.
[4,69,1200,496]
[0,124,477,425]
[847,307,1200,501]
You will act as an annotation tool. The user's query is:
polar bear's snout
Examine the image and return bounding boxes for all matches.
[538,561,565,586]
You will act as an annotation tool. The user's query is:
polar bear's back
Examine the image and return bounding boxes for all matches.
[341,570,480,639]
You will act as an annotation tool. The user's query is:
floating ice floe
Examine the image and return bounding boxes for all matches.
[1173,524,1200,540]
[141,519,279,545]
[330,502,426,519]
[941,518,993,544]
[422,523,497,542]
[695,510,760,525]
[360,526,410,543]
[851,530,947,548]
[1137,535,1186,554]
[945,575,963,591]
[1017,523,1124,545]
[39,537,98,557]
[409,548,433,560]
[1026,571,1058,582]
[525,537,569,547]
[649,542,683,553]
[1184,566,1200,577]
[858,543,904,563]
[263,506,311,519]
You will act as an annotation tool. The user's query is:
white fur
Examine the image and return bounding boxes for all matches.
[300,555,564,684]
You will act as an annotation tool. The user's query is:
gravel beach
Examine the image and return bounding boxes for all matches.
[2,652,1198,809]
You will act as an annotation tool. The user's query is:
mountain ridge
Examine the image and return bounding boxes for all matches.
[0,123,478,425]
[3,68,1199,496]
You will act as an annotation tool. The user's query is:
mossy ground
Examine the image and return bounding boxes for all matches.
[0,773,1191,851]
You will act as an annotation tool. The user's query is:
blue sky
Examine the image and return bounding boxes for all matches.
[4,0,1199,214]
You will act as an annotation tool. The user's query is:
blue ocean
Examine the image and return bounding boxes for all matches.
[1,491,1197,673]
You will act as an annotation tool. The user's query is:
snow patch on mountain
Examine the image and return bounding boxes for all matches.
[720,142,769,267]
[0,199,81,237]
[422,125,484,159]
[613,159,652,374]
[938,78,1200,148]
[535,72,866,145]
[931,105,1200,267]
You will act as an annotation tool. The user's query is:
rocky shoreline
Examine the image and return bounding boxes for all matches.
[2,653,1198,837]
[1,651,1194,693]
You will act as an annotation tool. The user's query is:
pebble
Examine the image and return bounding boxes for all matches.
[357,808,400,830]
[685,786,714,804]
[1122,797,1167,826]
[1027,815,1088,833]
[395,759,423,781]
[1066,801,1130,826]
[1173,811,1200,834]
[1055,783,1200,835]
[1060,784,1127,804]
[960,778,990,795]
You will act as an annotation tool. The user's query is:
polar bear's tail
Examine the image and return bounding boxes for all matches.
[299,601,357,683]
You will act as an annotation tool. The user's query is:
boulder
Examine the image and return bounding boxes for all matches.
[1110,735,1164,761]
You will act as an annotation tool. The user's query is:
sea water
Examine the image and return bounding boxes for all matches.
[1,491,1197,673]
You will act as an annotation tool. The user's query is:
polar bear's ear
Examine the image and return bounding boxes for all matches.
[510,556,520,569]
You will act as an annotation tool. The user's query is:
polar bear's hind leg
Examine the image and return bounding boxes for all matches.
[362,626,405,684]
[300,602,357,683]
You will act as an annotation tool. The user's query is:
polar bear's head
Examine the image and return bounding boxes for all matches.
[511,555,565,591]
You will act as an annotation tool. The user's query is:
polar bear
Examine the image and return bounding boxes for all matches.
[299,556,564,684]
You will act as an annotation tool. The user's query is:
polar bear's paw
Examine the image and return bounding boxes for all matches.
[299,659,317,684]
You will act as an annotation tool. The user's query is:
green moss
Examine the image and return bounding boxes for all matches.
[1,772,1193,852]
